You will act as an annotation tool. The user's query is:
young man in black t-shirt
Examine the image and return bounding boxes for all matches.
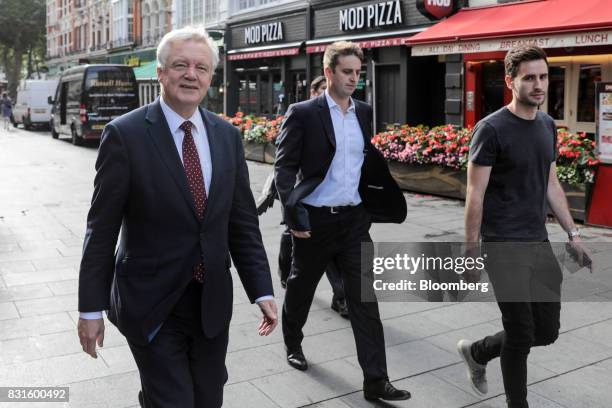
[457,45,589,408]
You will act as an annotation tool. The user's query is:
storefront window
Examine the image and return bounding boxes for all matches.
[248,75,257,114]
[272,74,283,115]
[353,68,367,102]
[260,74,270,115]
[482,61,505,117]
[577,64,601,123]
[202,73,223,114]
[547,66,566,121]
[238,78,247,113]
[238,77,257,114]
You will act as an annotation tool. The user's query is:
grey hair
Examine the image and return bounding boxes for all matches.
[156,26,220,71]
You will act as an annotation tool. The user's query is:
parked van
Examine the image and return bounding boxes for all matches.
[49,65,139,145]
[13,79,58,129]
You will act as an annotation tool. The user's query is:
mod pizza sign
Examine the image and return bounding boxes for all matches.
[412,30,612,56]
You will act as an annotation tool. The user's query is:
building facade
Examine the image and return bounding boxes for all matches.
[46,0,113,75]
[410,0,612,135]
[308,0,446,132]
[224,0,451,131]
[225,0,308,116]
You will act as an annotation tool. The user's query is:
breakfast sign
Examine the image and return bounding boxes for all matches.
[412,30,612,56]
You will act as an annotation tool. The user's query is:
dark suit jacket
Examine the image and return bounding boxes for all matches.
[274,94,407,231]
[78,99,273,346]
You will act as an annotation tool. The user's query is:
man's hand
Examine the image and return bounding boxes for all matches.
[78,318,104,358]
[290,230,311,238]
[256,299,278,336]
[567,237,593,271]
[463,242,483,283]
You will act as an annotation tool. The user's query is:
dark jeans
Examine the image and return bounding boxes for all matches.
[282,204,387,382]
[471,240,562,408]
[278,228,345,301]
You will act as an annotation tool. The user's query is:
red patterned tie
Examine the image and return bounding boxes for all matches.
[180,120,207,283]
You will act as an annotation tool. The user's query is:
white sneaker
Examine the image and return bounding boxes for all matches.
[457,339,488,395]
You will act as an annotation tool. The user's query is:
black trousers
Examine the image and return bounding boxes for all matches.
[471,241,562,408]
[128,281,229,408]
[282,204,388,383]
[278,228,345,300]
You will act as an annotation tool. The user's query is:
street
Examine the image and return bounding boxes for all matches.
[1,125,612,408]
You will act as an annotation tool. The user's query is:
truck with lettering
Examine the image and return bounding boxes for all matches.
[49,64,139,145]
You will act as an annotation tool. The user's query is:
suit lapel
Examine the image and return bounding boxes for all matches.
[199,108,219,225]
[316,94,336,148]
[146,100,199,220]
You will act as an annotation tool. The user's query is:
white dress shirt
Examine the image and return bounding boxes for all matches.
[302,90,364,207]
[80,98,271,322]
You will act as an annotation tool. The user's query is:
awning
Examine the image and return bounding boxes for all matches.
[227,41,302,61]
[408,0,612,56]
[306,28,425,54]
[132,60,158,80]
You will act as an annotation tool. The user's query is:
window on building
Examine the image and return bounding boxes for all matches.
[152,1,159,39]
[547,66,566,121]
[205,0,217,21]
[577,64,601,123]
[193,0,203,24]
[181,0,190,26]
[143,4,151,43]
[238,0,256,10]
[128,17,133,41]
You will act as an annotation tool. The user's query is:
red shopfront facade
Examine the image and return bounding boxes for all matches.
[408,0,612,134]
[408,0,612,226]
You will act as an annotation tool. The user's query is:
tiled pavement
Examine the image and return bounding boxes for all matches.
[1,126,611,408]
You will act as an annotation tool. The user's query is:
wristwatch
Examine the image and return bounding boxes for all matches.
[568,228,581,241]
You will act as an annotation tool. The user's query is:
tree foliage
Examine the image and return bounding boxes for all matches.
[0,0,46,97]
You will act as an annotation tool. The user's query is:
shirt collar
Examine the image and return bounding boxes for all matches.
[159,96,205,136]
[324,89,355,113]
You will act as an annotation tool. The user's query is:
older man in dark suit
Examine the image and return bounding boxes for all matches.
[77,26,277,408]
[274,41,409,402]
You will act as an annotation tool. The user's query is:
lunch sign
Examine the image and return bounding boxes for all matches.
[412,30,612,56]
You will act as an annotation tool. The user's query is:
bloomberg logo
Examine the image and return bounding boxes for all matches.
[417,0,455,21]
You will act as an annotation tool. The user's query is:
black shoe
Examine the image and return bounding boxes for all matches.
[138,390,144,407]
[331,298,349,318]
[286,346,308,371]
[363,380,411,401]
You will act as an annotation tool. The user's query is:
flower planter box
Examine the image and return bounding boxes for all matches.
[264,143,276,164]
[388,161,587,222]
[388,162,467,200]
[242,141,265,163]
[559,182,587,222]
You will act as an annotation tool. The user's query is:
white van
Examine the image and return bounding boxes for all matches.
[13,79,59,129]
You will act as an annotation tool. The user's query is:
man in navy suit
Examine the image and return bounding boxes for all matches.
[77,27,277,408]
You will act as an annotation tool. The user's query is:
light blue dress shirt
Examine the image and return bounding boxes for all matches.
[302,90,364,207]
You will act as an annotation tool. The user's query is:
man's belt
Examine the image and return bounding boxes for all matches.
[304,203,361,215]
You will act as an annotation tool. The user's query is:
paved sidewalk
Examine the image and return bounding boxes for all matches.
[1,126,611,408]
